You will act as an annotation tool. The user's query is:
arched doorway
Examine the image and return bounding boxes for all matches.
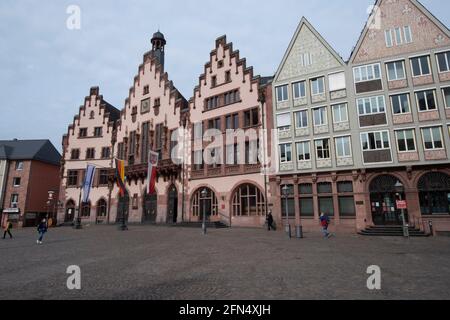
[167,184,178,224]
[116,194,130,223]
[418,172,450,215]
[65,200,75,222]
[96,199,107,222]
[191,187,218,221]
[143,190,157,223]
[231,184,265,216]
[369,175,407,225]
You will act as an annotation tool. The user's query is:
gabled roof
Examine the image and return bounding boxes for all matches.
[349,0,450,63]
[0,140,61,166]
[274,17,346,82]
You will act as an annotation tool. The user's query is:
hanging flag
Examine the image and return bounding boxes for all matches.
[147,151,159,194]
[82,164,96,203]
[115,159,128,197]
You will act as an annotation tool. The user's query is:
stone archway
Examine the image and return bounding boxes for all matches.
[191,187,218,221]
[142,190,157,223]
[369,175,407,226]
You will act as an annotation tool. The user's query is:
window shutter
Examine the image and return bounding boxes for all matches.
[329,72,346,91]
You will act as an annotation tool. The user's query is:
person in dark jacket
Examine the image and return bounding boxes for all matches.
[267,212,274,231]
[36,219,48,244]
[3,220,13,239]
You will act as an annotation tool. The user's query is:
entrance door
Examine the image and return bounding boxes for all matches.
[167,185,178,224]
[65,202,75,222]
[369,175,408,226]
[370,192,407,225]
[116,195,130,223]
[143,192,157,223]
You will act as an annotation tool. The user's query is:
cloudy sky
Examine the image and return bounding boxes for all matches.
[1,0,449,151]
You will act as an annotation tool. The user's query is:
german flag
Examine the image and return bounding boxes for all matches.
[115,159,128,197]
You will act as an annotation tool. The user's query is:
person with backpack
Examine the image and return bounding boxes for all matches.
[36,219,48,244]
[319,212,331,238]
[3,220,13,239]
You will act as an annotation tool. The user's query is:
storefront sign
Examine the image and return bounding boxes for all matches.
[396,200,407,210]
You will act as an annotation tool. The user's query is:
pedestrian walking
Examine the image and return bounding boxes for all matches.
[267,211,274,231]
[3,220,13,239]
[319,212,331,238]
[36,219,48,244]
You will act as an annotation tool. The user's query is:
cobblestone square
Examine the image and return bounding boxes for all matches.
[1,225,449,300]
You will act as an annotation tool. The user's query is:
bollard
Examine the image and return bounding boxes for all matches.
[428,220,433,237]
[296,225,303,239]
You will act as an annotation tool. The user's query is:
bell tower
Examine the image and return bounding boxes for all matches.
[151,30,166,69]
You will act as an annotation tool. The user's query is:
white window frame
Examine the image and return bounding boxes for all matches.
[276,85,289,102]
[360,131,391,151]
[410,55,431,77]
[314,138,331,160]
[310,77,325,96]
[353,63,382,83]
[328,72,346,92]
[442,86,450,109]
[334,136,352,158]
[386,60,406,81]
[300,53,313,67]
[421,127,444,151]
[313,106,328,126]
[395,129,417,153]
[292,81,306,99]
[385,29,393,47]
[276,112,292,131]
[357,95,386,116]
[296,141,311,162]
[13,177,21,187]
[332,103,348,124]
[390,93,411,115]
[415,89,437,112]
[404,26,413,44]
[395,27,403,45]
[279,143,292,163]
[436,51,450,73]
[294,109,308,129]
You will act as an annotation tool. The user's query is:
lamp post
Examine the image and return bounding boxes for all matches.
[282,185,291,238]
[395,180,409,238]
[201,188,208,235]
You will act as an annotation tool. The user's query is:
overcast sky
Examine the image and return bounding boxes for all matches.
[1,0,449,151]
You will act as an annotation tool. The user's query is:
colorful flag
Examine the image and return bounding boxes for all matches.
[147,151,159,194]
[115,159,127,197]
[82,164,96,203]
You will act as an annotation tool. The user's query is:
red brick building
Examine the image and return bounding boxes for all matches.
[0,140,61,227]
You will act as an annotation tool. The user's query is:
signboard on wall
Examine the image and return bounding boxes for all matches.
[396,200,407,210]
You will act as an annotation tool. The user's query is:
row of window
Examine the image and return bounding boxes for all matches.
[277,103,348,131]
[70,147,111,160]
[279,136,352,163]
[79,127,103,138]
[280,182,356,217]
[276,72,346,103]
[205,89,240,110]
[354,51,450,83]
[279,125,449,165]
[193,107,260,140]
[67,169,110,187]
[276,86,450,133]
[358,87,450,116]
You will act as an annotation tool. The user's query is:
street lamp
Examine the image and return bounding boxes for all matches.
[201,188,208,235]
[282,185,291,239]
[395,180,409,238]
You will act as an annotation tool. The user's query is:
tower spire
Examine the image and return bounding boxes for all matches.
[151,30,166,69]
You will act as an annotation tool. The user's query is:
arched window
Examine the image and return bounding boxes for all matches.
[232,184,265,216]
[191,188,218,218]
[369,175,400,193]
[90,111,95,119]
[418,172,450,215]
[97,199,107,217]
[81,202,91,217]
[65,200,76,222]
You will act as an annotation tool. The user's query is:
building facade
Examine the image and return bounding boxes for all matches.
[186,36,273,227]
[0,140,61,228]
[271,0,450,234]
